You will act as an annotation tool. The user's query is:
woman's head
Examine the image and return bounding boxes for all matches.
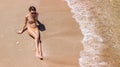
[29,6,36,12]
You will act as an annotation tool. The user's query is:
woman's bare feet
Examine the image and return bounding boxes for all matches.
[38,52,43,60]
[35,51,43,60]
[39,56,43,60]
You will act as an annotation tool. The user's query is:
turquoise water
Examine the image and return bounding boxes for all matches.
[66,0,120,67]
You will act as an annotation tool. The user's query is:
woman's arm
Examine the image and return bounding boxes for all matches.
[17,17,28,34]
[35,13,41,25]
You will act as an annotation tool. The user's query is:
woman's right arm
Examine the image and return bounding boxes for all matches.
[17,16,28,34]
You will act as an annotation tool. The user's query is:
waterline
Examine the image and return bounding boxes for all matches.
[65,0,120,67]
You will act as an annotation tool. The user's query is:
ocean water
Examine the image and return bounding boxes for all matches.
[66,0,120,67]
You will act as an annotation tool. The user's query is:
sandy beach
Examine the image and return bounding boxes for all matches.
[0,0,83,67]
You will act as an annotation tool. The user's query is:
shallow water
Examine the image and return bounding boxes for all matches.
[66,0,120,67]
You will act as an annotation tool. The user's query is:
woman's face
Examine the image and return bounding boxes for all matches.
[30,10,36,17]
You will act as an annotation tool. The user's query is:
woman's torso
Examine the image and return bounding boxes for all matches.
[27,13,38,29]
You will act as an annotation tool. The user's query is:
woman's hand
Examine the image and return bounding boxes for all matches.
[17,30,23,34]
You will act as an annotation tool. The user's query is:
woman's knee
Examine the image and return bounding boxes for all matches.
[34,35,39,40]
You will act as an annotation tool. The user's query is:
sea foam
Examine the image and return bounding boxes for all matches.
[65,0,120,67]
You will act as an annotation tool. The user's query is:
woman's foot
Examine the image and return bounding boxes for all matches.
[38,54,43,60]
[36,52,43,60]
[36,55,43,60]
[36,54,43,60]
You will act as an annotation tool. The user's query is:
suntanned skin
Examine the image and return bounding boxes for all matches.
[17,9,43,60]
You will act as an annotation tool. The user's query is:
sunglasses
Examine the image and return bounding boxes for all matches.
[31,12,36,14]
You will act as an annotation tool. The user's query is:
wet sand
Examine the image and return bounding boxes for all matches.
[0,0,83,67]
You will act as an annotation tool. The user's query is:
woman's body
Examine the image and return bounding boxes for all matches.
[17,6,43,60]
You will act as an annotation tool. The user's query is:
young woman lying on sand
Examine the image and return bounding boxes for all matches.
[17,6,43,60]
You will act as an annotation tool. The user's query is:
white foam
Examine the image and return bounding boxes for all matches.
[65,0,112,67]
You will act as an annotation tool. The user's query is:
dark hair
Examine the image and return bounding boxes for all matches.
[29,6,36,12]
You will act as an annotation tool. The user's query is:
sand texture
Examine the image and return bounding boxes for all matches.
[0,0,83,67]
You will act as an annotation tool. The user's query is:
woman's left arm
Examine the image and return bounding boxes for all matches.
[36,13,41,25]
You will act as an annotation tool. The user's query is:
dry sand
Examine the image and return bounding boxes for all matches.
[0,0,83,67]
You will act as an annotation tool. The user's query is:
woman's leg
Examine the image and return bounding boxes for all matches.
[28,28,42,58]
[39,35,43,58]
[34,30,43,59]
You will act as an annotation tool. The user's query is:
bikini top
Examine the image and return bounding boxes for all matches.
[28,16,37,24]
